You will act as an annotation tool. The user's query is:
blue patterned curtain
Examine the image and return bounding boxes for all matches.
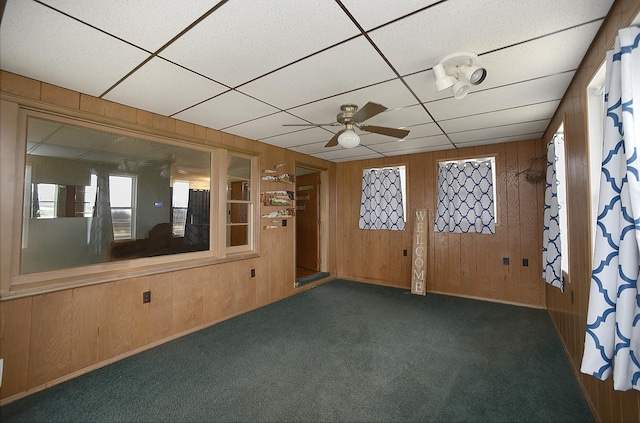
[581,26,640,391]
[358,167,405,230]
[542,138,563,290]
[184,189,210,246]
[434,159,495,234]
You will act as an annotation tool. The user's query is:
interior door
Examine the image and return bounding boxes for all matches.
[296,172,319,272]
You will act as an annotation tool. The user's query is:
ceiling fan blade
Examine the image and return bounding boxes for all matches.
[352,102,387,123]
[325,130,344,147]
[359,125,410,139]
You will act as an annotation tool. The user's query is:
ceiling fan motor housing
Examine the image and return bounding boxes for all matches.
[336,104,358,124]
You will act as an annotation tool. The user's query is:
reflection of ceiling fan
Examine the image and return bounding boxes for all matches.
[284,102,410,148]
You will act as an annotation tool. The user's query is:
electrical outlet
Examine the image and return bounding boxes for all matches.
[251,269,256,278]
[503,257,509,265]
[143,291,151,304]
[403,249,408,256]
[282,219,287,227]
[523,258,529,267]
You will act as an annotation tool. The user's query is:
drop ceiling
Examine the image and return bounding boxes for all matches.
[0,0,614,162]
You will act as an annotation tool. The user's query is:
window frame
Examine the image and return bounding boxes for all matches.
[1,105,259,298]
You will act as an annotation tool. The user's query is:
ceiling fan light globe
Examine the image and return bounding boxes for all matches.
[337,130,360,148]
[460,64,487,85]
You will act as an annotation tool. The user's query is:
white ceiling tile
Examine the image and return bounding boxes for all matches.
[371,135,451,153]
[358,132,406,146]
[290,141,339,155]
[405,122,444,140]
[427,72,574,121]
[363,104,433,128]
[39,0,218,52]
[228,113,329,143]
[160,0,359,87]
[369,0,613,76]
[440,101,560,133]
[455,133,545,147]
[173,91,279,130]
[330,153,387,163]
[104,58,227,116]
[0,0,150,96]
[311,146,384,161]
[261,128,336,150]
[288,79,418,123]
[478,20,603,90]
[449,121,550,144]
[382,144,453,156]
[342,0,442,31]
[238,37,397,110]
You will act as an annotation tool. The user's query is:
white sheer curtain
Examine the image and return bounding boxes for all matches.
[434,159,495,234]
[542,139,563,290]
[581,26,640,391]
[89,170,113,258]
[358,167,405,230]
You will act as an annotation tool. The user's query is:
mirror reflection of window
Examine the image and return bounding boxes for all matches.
[20,115,212,275]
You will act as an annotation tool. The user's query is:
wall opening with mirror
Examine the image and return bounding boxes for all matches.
[20,114,213,274]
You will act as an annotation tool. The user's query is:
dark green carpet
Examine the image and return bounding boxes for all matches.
[1,279,592,422]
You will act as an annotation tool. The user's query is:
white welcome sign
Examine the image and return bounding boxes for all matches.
[411,209,427,296]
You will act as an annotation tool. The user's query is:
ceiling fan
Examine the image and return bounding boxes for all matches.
[284,102,410,148]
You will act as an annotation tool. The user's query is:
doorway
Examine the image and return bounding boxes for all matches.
[295,165,324,283]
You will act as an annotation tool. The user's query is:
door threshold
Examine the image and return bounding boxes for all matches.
[295,272,330,288]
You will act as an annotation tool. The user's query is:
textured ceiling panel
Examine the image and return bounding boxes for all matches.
[0,0,616,162]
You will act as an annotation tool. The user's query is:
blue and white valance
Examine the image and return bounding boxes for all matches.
[581,26,640,391]
[434,159,495,234]
[542,138,563,291]
[359,167,405,230]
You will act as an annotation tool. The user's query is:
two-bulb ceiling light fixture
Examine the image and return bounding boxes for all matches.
[434,52,487,99]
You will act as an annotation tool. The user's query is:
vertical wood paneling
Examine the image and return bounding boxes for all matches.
[518,140,543,306]
[98,278,149,362]
[172,269,205,334]
[71,283,106,372]
[505,142,522,303]
[0,297,32,398]
[148,272,175,343]
[28,291,73,388]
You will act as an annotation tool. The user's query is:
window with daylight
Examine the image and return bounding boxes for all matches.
[358,165,406,231]
[434,157,496,234]
[542,122,569,290]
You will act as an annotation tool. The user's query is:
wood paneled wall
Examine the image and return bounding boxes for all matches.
[542,1,640,422]
[335,140,546,308]
[0,71,336,403]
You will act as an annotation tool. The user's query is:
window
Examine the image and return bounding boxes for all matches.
[109,174,136,241]
[358,165,406,230]
[171,180,190,237]
[434,157,496,234]
[18,113,214,275]
[587,63,606,255]
[227,154,253,250]
[542,122,569,290]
